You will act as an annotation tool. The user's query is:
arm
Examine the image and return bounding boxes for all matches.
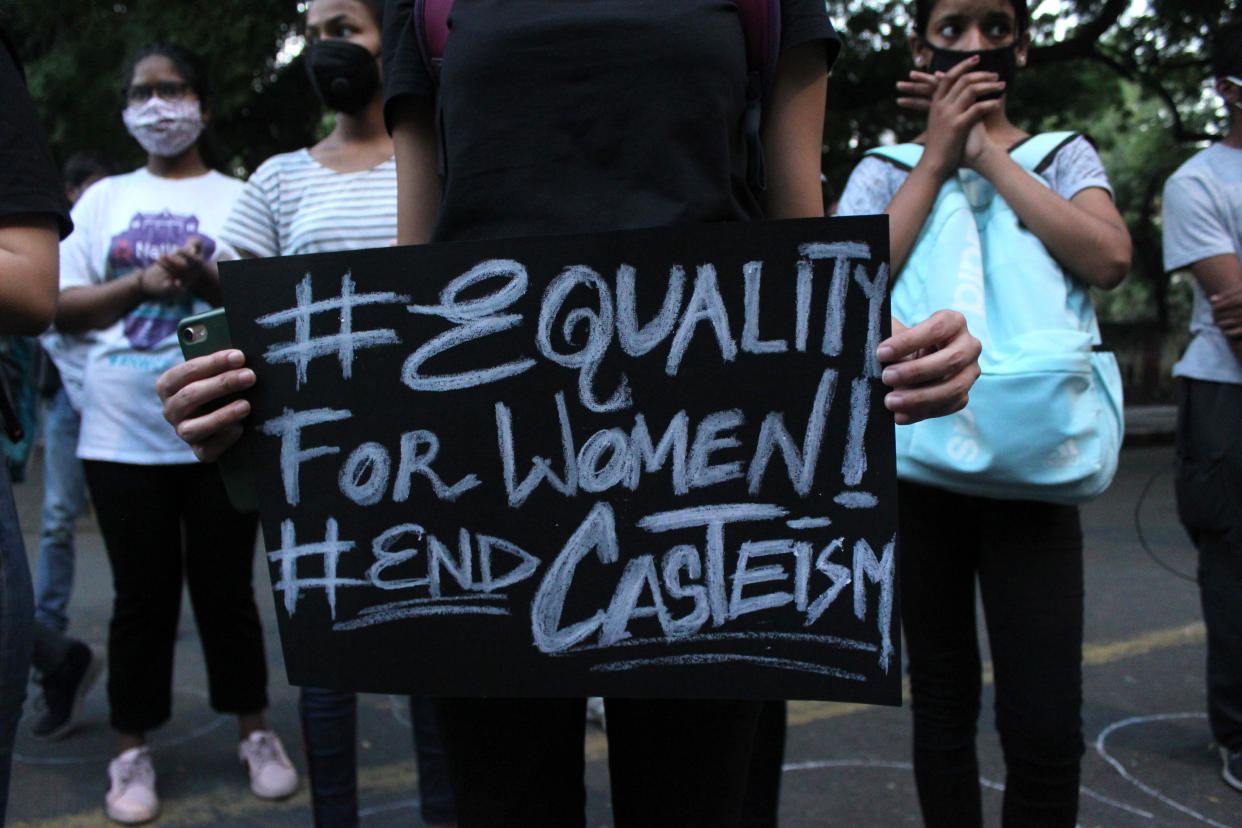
[766,44,980,423]
[0,213,59,335]
[55,260,184,333]
[971,146,1131,289]
[886,59,1005,277]
[1190,253,1242,367]
[881,155,946,280]
[761,42,827,219]
[58,237,216,332]
[389,96,441,245]
[1163,170,1241,363]
[1211,280,1242,339]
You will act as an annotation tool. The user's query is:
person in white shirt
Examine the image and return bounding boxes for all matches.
[1161,21,1242,796]
[54,42,298,825]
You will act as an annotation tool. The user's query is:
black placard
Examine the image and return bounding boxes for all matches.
[219,215,898,703]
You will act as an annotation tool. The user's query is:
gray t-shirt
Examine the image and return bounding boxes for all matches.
[1162,141,1242,385]
[836,134,1112,217]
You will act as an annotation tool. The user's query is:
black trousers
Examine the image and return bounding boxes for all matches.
[898,480,1084,828]
[1175,378,1242,751]
[84,461,266,734]
[431,697,764,827]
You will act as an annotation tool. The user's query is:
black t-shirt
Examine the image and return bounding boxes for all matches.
[0,29,72,239]
[383,0,837,243]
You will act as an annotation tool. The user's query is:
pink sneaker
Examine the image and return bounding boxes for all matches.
[238,730,299,799]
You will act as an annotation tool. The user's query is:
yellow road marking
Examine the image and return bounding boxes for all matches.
[1082,621,1204,666]
[788,622,1207,727]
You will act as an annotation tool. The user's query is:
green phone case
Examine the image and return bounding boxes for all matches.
[177,309,259,513]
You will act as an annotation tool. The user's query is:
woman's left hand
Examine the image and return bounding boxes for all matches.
[877,310,981,425]
[158,237,210,291]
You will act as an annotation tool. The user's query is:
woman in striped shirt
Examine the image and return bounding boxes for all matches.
[159,1,454,826]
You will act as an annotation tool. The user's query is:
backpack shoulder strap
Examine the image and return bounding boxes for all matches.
[416,0,453,78]
[1008,131,1080,176]
[736,0,781,101]
[865,143,925,171]
[737,0,781,192]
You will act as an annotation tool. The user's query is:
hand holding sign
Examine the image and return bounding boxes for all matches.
[156,348,255,462]
[879,310,981,425]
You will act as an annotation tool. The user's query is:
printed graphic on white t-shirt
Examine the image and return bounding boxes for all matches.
[107,209,220,350]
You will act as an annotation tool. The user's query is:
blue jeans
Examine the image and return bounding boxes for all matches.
[34,387,87,633]
[299,689,455,827]
[0,471,34,824]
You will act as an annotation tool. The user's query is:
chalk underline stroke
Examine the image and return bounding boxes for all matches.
[556,630,878,655]
[590,653,866,681]
[333,597,510,631]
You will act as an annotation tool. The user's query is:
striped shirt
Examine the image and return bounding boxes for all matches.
[220,148,397,258]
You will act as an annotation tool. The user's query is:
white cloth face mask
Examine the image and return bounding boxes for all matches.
[122,98,204,158]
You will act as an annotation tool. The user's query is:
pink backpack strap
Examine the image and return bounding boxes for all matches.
[415,0,453,77]
[736,0,780,99]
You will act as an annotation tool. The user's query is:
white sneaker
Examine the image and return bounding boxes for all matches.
[238,730,298,799]
[105,746,159,824]
[1222,746,1242,792]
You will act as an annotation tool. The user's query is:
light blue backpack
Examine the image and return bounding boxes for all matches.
[867,132,1124,504]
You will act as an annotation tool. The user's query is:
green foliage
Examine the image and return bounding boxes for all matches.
[1079,83,1198,326]
[824,0,1238,327]
[8,0,323,176]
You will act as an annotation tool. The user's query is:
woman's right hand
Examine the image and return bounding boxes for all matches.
[155,349,256,462]
[896,55,1005,178]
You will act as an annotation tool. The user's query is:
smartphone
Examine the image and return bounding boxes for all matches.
[177,308,259,513]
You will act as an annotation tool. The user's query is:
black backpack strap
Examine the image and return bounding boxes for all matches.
[1033,132,1082,176]
[737,0,781,103]
[738,0,779,192]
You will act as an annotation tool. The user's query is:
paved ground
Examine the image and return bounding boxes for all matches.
[7,415,1241,827]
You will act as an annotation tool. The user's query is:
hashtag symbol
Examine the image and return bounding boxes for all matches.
[268,518,368,620]
[258,272,411,388]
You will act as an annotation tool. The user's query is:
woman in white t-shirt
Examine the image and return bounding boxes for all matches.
[54,43,298,825]
[835,1,1131,825]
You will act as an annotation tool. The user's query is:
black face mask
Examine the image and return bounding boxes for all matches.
[304,40,380,114]
[926,44,1017,101]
